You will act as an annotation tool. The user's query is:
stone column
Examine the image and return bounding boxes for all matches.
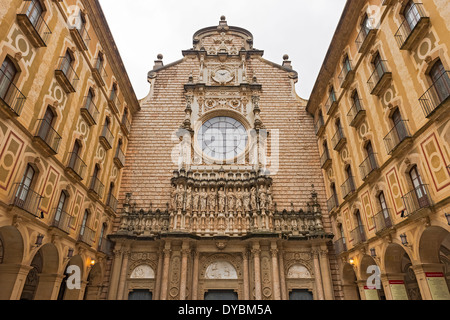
[412,263,448,300]
[107,248,123,300]
[154,245,164,300]
[117,249,130,300]
[252,243,262,300]
[191,250,199,300]
[278,247,287,300]
[270,247,281,300]
[312,249,325,300]
[160,242,172,300]
[243,249,250,300]
[319,247,334,300]
[179,243,190,300]
[34,273,65,300]
[0,264,32,300]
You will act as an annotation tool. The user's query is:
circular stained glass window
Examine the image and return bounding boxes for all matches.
[197,117,248,161]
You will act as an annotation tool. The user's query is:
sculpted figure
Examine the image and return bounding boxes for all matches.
[243,188,251,212]
[208,187,217,212]
[218,187,226,212]
[185,186,192,211]
[235,187,243,212]
[267,187,274,211]
[192,187,200,211]
[227,188,235,211]
[170,186,177,211]
[176,185,185,210]
[250,186,257,210]
[200,187,208,212]
[259,185,267,210]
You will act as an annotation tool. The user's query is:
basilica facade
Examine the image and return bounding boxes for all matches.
[106,17,339,300]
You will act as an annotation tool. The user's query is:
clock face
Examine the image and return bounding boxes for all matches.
[197,117,248,161]
[213,69,233,83]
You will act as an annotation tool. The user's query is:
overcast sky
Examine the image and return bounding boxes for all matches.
[99,0,347,100]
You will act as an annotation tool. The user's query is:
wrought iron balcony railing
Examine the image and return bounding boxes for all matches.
[17,1,52,47]
[356,25,377,53]
[350,225,367,246]
[383,120,412,155]
[114,147,125,169]
[325,92,338,115]
[78,226,96,247]
[320,149,332,169]
[359,153,379,181]
[98,237,113,255]
[106,193,118,213]
[92,59,108,86]
[314,116,325,136]
[0,69,26,117]
[341,176,356,199]
[55,56,79,93]
[331,127,346,151]
[347,98,366,127]
[66,152,87,181]
[374,208,393,233]
[368,60,392,95]
[402,184,432,217]
[108,90,121,114]
[51,208,75,234]
[395,3,430,50]
[80,96,100,126]
[100,125,114,150]
[327,194,339,213]
[10,183,43,217]
[338,61,354,88]
[34,119,62,155]
[88,176,104,198]
[70,24,91,51]
[419,71,450,118]
[334,237,347,255]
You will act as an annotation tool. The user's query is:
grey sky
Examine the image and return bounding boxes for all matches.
[99,0,347,101]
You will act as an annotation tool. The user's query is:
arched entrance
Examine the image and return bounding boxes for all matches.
[20,243,59,300]
[385,243,422,300]
[0,226,25,299]
[418,226,450,299]
[359,255,386,300]
[201,259,241,300]
[341,263,360,300]
[57,255,84,300]
[84,263,103,300]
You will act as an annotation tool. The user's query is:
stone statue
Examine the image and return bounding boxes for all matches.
[200,187,208,212]
[193,187,200,211]
[243,187,251,212]
[235,187,243,212]
[259,185,267,210]
[267,187,273,211]
[170,186,177,211]
[227,188,235,212]
[176,185,185,210]
[208,187,217,212]
[218,187,226,212]
[185,186,192,211]
[250,186,257,210]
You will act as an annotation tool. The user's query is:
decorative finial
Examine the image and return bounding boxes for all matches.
[283,54,289,61]
[157,53,163,60]
[221,15,226,21]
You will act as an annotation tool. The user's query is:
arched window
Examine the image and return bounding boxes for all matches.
[403,1,420,32]
[110,83,118,101]
[54,191,67,223]
[391,108,408,142]
[343,55,352,73]
[378,191,392,227]
[68,140,82,169]
[409,166,429,207]
[98,222,107,249]
[429,60,450,102]
[79,210,89,237]
[95,52,104,72]
[15,164,36,206]
[37,106,56,141]
[354,210,366,242]
[0,57,18,100]
[361,14,373,36]
[26,0,44,28]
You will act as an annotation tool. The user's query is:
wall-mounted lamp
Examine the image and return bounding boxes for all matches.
[89,258,96,268]
[35,234,44,247]
[445,213,450,226]
[370,248,377,258]
[67,248,74,259]
[400,233,409,246]
[349,258,355,266]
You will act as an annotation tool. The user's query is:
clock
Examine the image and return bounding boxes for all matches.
[213,69,233,84]
[197,116,248,161]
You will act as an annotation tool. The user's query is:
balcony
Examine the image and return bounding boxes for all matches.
[347,98,366,128]
[16,1,52,47]
[327,195,339,213]
[99,125,114,151]
[395,3,430,51]
[374,208,393,233]
[80,96,100,126]
[88,176,104,200]
[384,120,412,155]
[368,60,392,96]
[419,71,450,118]
[55,56,79,93]
[106,193,118,214]
[0,69,26,118]
[108,91,121,114]
[120,115,131,136]
[341,177,356,199]
[10,183,43,218]
[50,208,75,234]
[92,59,107,87]
[320,149,332,169]
[334,237,347,255]
[356,27,377,54]
[331,127,346,151]
[338,62,355,89]
[325,93,338,115]
[114,148,125,169]
[65,152,87,182]
[359,153,379,181]
[402,184,432,218]
[350,225,367,246]
[314,117,325,136]
[33,119,62,156]
[98,238,113,256]
[78,226,96,247]
[69,26,90,51]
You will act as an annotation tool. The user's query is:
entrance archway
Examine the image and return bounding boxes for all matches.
[57,255,84,300]
[342,263,360,300]
[84,263,103,300]
[0,226,25,299]
[359,255,386,300]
